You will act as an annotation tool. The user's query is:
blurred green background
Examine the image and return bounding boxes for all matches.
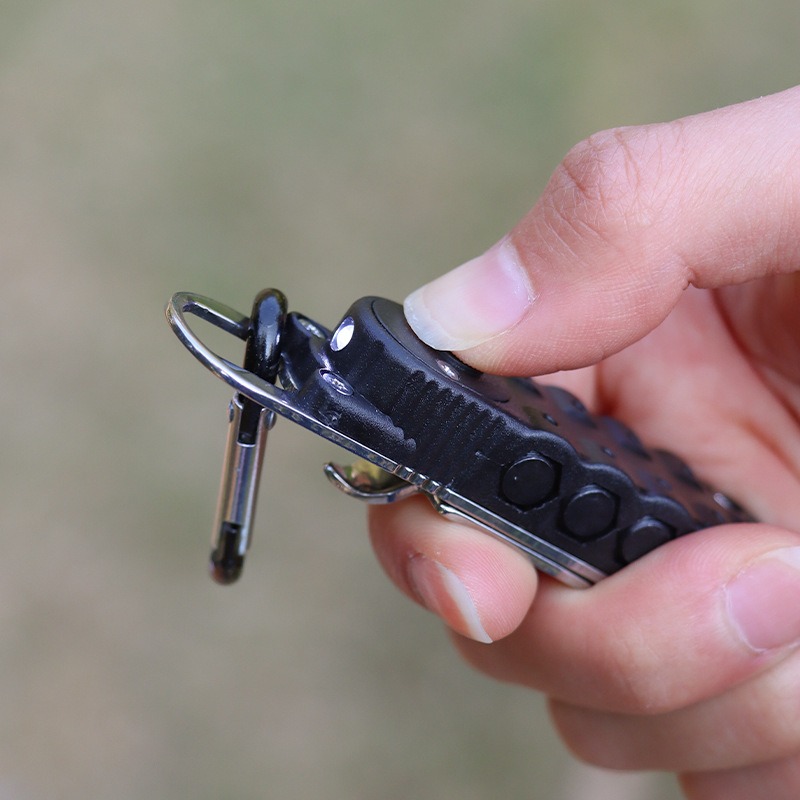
[1,1,798,798]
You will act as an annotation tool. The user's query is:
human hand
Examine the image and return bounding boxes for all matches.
[369,86,800,799]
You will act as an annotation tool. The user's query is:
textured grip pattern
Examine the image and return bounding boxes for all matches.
[287,296,752,579]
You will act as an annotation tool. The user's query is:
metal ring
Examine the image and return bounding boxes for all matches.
[165,292,289,412]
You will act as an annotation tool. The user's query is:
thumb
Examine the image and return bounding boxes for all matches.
[404,86,800,375]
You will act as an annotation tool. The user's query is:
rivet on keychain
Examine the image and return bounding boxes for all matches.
[165,288,752,587]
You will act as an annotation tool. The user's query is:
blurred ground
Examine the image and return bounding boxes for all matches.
[1,1,798,798]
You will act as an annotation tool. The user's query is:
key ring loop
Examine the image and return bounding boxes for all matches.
[165,291,289,411]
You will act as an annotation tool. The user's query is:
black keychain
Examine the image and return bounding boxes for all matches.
[166,289,752,587]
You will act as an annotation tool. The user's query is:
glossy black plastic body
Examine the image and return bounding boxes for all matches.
[279,296,751,579]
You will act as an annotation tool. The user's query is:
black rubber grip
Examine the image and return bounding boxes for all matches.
[280,296,752,578]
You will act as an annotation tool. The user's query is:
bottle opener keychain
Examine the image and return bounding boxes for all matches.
[165,288,752,587]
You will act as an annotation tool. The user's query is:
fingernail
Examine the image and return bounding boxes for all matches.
[407,555,493,643]
[403,239,534,351]
[725,548,800,652]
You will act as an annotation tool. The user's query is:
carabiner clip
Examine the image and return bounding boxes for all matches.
[168,289,287,583]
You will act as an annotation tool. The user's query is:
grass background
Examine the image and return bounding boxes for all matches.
[1,1,798,798]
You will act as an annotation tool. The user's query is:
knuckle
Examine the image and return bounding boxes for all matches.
[544,125,670,247]
[561,129,640,208]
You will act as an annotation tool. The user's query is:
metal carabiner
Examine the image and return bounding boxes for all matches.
[168,290,286,583]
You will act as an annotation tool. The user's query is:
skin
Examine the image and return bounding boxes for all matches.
[367,86,800,798]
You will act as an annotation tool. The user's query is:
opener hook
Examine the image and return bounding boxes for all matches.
[324,459,419,503]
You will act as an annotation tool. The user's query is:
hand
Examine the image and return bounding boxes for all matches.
[368,86,800,799]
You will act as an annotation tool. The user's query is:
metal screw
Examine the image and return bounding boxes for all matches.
[321,370,353,395]
[435,359,459,380]
[713,491,735,511]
